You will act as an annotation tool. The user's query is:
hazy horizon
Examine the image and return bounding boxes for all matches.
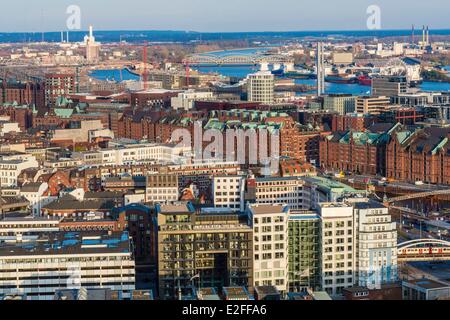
[1,0,450,33]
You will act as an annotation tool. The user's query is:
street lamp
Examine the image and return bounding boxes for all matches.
[190,273,201,296]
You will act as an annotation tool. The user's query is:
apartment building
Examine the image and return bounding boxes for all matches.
[356,96,392,115]
[156,203,253,299]
[318,203,356,297]
[247,204,289,293]
[0,153,39,187]
[212,175,246,211]
[245,176,306,210]
[288,211,321,292]
[0,231,135,300]
[351,200,398,288]
[247,71,275,104]
[44,73,75,106]
[323,94,356,115]
[145,174,179,203]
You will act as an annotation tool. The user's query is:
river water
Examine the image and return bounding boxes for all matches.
[89,46,450,95]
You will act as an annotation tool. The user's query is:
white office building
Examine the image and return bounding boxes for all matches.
[0,231,135,300]
[73,143,190,166]
[319,203,356,297]
[252,177,306,210]
[171,90,214,110]
[350,199,398,289]
[247,71,275,104]
[212,175,246,211]
[247,204,289,293]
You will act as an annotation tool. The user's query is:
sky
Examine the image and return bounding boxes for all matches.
[2,0,450,33]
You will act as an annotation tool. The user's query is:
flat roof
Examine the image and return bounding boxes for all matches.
[404,279,450,290]
[0,231,131,257]
[303,176,364,194]
[158,202,195,214]
[353,201,387,210]
[248,204,289,215]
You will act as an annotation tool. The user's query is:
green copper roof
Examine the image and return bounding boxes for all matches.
[431,137,448,155]
[54,108,74,118]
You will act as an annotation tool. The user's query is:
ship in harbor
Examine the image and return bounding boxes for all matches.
[271,66,316,79]
[357,74,372,86]
[325,73,357,84]
[283,69,316,79]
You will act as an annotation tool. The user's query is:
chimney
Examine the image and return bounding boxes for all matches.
[89,25,93,39]
[426,26,429,45]
[422,25,425,44]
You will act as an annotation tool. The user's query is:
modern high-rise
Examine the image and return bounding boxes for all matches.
[288,210,321,292]
[350,200,398,289]
[247,71,275,104]
[156,203,253,299]
[247,204,289,293]
[318,203,356,297]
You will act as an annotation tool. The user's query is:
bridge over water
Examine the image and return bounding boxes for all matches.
[184,53,295,66]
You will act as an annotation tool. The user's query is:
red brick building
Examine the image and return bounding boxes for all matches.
[0,81,45,108]
[0,105,33,131]
[331,113,377,132]
[130,90,178,108]
[44,73,76,106]
[386,127,450,184]
[320,130,387,176]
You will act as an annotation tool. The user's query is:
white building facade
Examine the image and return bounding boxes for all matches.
[248,204,289,293]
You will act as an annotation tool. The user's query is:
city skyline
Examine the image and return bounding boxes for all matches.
[2,0,450,33]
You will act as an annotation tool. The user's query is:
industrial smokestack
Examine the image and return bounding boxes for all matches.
[426,26,429,45]
[422,25,425,44]
[89,25,93,39]
[411,25,415,45]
